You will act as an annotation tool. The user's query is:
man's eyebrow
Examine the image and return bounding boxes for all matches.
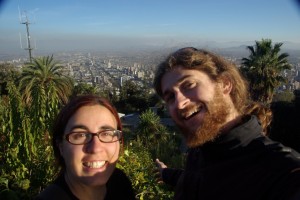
[178,74,193,82]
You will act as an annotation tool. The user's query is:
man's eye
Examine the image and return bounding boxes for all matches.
[164,93,175,104]
[183,82,196,89]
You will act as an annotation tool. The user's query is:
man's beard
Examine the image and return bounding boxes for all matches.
[181,89,231,148]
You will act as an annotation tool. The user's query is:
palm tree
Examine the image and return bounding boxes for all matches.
[19,55,74,105]
[136,109,169,147]
[241,39,291,104]
[19,55,74,132]
[135,109,170,159]
[135,109,184,163]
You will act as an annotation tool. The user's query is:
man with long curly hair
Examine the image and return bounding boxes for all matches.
[154,47,300,200]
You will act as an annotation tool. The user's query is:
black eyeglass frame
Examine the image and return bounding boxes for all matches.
[65,129,122,145]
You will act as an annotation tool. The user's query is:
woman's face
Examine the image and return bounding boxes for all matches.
[59,105,120,187]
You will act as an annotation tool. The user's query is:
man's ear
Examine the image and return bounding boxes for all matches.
[221,77,232,95]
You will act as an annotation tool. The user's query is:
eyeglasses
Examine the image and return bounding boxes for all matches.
[65,129,122,145]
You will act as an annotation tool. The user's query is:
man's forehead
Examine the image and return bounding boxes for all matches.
[162,68,204,84]
[161,71,194,94]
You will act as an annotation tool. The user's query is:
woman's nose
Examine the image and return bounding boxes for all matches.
[85,135,104,153]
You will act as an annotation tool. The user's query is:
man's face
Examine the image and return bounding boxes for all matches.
[161,67,232,147]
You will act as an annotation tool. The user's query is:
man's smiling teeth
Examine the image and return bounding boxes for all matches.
[182,107,200,119]
[84,161,106,168]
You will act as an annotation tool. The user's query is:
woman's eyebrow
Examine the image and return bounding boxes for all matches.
[67,124,117,132]
[98,125,116,130]
[67,125,88,132]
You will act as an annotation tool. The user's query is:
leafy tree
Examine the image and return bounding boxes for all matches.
[0,82,56,199]
[0,63,20,95]
[71,82,99,97]
[117,80,155,113]
[118,145,173,200]
[273,90,295,102]
[241,39,291,104]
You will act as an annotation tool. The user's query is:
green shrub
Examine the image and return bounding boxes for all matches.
[118,143,174,200]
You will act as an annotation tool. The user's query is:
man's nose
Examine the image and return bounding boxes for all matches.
[175,92,189,109]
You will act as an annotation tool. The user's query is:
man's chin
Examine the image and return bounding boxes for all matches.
[179,87,231,148]
[183,126,222,148]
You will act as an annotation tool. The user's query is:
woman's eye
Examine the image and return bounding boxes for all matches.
[73,132,87,139]
[102,132,109,136]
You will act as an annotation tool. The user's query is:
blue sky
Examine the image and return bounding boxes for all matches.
[1,0,300,54]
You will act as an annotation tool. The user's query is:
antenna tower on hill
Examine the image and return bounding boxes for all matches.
[19,7,35,63]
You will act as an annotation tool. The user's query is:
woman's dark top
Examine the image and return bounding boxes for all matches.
[35,168,135,200]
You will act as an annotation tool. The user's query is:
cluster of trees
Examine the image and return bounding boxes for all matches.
[0,39,298,199]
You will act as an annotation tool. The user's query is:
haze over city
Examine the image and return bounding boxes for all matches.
[1,0,300,56]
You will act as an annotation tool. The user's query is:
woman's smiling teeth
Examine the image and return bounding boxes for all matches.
[84,161,106,168]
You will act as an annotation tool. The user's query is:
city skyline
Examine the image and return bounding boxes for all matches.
[1,0,300,56]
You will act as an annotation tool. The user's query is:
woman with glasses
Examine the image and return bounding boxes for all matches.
[36,95,135,200]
